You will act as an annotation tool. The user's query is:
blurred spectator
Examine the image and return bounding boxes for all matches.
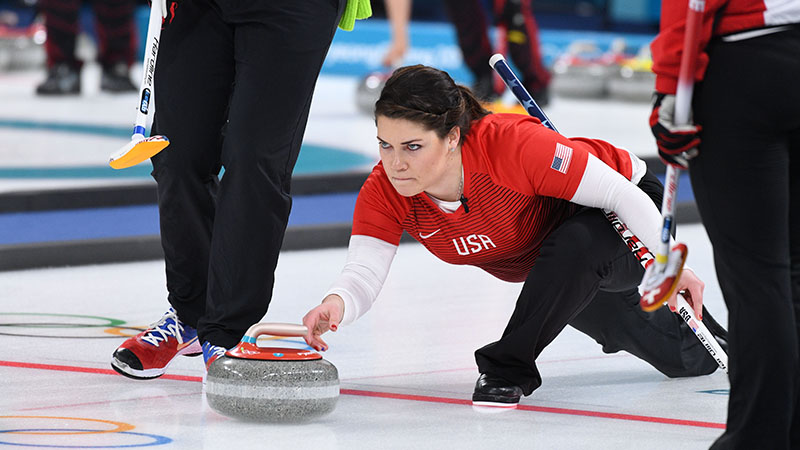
[380,0,410,68]
[36,0,136,95]
[382,0,551,105]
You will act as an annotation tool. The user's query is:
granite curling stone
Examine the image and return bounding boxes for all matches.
[205,323,339,422]
[355,70,390,115]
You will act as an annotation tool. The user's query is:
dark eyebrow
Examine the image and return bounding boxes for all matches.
[376,136,422,145]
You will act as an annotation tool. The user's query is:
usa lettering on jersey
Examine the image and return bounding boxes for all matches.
[452,234,496,255]
[352,114,636,282]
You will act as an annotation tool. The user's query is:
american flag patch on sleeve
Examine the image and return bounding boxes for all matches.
[550,143,573,174]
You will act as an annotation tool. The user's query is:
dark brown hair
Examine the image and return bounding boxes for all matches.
[374,65,491,144]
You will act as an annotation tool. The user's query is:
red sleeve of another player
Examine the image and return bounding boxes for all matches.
[650,0,722,93]
[351,166,407,246]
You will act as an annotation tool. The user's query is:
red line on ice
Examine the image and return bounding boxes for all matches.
[1,359,724,429]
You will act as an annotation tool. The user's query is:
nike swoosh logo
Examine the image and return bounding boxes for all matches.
[419,229,441,239]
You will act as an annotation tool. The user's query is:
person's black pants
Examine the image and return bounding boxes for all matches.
[475,171,719,395]
[151,0,343,348]
[39,0,135,69]
[442,0,550,92]
[691,27,800,450]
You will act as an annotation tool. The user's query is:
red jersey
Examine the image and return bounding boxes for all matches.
[651,0,800,93]
[351,113,637,283]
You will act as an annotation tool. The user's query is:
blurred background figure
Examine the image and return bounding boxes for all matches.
[443,0,550,105]
[381,0,410,67]
[381,0,551,106]
[35,0,136,95]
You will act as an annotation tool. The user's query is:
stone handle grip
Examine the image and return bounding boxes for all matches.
[243,323,308,339]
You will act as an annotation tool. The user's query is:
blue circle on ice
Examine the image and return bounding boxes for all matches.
[0,429,172,447]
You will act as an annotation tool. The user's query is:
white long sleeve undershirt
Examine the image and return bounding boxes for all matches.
[570,153,664,255]
[325,235,398,325]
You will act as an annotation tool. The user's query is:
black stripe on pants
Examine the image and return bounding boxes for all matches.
[150,0,344,348]
[475,170,719,395]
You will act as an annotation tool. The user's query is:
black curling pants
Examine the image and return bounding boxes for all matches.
[475,171,720,395]
[692,27,800,450]
[150,0,343,348]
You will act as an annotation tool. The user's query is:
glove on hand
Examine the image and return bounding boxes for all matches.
[649,93,700,169]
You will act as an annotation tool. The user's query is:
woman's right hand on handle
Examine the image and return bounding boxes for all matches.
[302,295,345,352]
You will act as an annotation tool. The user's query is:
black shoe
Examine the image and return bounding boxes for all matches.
[472,73,500,103]
[472,373,523,407]
[701,306,728,353]
[36,63,80,95]
[101,63,136,93]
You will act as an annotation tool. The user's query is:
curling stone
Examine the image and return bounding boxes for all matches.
[607,43,656,102]
[205,323,339,422]
[551,39,634,99]
[0,21,46,70]
[355,70,391,115]
[551,41,609,99]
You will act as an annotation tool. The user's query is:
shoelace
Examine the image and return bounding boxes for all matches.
[204,343,227,368]
[141,309,185,347]
[205,344,226,359]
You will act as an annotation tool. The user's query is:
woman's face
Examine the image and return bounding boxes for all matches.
[376,116,459,198]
